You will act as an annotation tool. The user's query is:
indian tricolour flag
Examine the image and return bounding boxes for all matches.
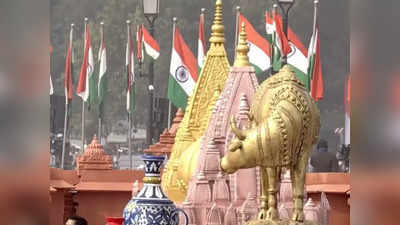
[287,28,309,89]
[126,24,135,113]
[238,13,271,82]
[266,10,284,71]
[142,24,160,60]
[198,11,206,72]
[49,45,54,95]
[168,26,198,110]
[97,29,107,117]
[266,11,309,88]
[50,75,54,95]
[265,11,274,43]
[136,25,143,62]
[76,23,94,102]
[64,24,74,115]
[273,11,291,58]
[345,75,350,145]
[308,26,324,101]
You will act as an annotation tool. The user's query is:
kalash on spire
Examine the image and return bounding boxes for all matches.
[234,22,250,67]
[162,0,231,203]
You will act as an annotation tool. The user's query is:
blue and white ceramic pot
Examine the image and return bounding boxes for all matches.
[123,154,188,225]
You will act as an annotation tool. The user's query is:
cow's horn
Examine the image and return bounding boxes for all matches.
[231,117,246,140]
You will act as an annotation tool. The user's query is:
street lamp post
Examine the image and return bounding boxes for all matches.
[142,0,160,147]
[276,0,295,65]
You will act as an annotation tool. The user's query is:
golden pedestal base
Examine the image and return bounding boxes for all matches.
[245,219,319,225]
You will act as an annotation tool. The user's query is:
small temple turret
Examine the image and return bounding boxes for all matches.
[207,203,223,225]
[144,108,184,157]
[233,23,250,67]
[304,198,319,222]
[76,135,112,175]
[212,172,230,203]
[224,204,237,225]
[239,193,258,224]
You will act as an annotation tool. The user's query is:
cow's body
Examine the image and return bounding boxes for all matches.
[221,66,320,224]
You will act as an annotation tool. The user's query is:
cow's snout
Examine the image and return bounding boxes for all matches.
[220,156,237,174]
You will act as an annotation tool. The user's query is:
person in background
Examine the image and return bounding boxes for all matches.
[310,139,339,172]
[66,216,88,225]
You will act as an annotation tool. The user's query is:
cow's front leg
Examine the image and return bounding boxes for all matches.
[266,167,279,221]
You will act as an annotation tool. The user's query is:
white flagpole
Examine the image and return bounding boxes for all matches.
[308,0,319,90]
[267,8,274,76]
[98,21,104,143]
[129,111,132,169]
[198,8,206,69]
[81,17,88,153]
[273,3,278,43]
[234,6,240,54]
[126,20,133,169]
[313,0,319,36]
[168,101,172,129]
[61,23,74,169]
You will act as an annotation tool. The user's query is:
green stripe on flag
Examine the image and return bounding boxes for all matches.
[98,73,107,118]
[168,76,188,110]
[251,63,269,83]
[307,54,315,91]
[88,68,98,111]
[272,45,282,72]
[129,84,135,113]
[266,33,273,44]
[288,64,310,91]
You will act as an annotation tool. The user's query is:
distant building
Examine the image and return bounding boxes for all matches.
[106,119,146,153]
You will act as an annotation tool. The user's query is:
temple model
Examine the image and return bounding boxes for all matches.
[221,65,321,225]
[162,0,230,202]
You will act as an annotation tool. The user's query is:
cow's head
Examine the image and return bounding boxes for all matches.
[220,117,259,174]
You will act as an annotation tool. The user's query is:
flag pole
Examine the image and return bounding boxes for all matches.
[308,0,318,90]
[168,18,178,129]
[271,4,278,75]
[128,112,132,169]
[199,8,206,69]
[81,17,88,153]
[267,8,274,76]
[98,21,104,143]
[62,99,68,169]
[168,101,172,129]
[61,23,74,169]
[201,7,205,36]
[234,6,240,54]
[313,0,319,35]
[127,20,133,169]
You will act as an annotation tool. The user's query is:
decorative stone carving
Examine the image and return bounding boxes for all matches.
[212,172,230,203]
[207,203,223,225]
[76,135,112,174]
[193,171,212,204]
[224,204,237,225]
[162,0,231,202]
[239,193,258,224]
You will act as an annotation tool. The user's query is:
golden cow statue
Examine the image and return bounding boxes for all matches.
[221,65,320,225]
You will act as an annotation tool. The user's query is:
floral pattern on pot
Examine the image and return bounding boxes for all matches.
[123,154,188,225]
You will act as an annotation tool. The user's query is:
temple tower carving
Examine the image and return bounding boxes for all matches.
[162,0,231,203]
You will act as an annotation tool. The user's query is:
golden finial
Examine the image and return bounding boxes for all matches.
[233,22,250,67]
[209,0,225,44]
